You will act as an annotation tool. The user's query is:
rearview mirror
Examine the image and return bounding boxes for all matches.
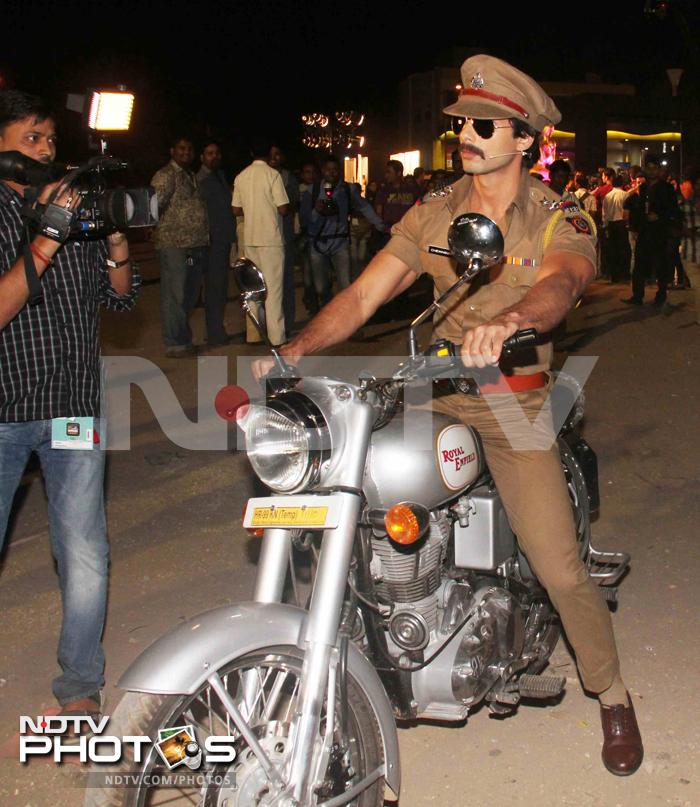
[233,258,267,302]
[447,213,504,269]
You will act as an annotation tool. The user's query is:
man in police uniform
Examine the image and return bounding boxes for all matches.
[253,55,643,776]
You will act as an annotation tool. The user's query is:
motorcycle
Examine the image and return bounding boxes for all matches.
[87,214,629,806]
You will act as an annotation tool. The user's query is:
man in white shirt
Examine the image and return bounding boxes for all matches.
[232,140,290,345]
[573,172,597,216]
[602,175,631,282]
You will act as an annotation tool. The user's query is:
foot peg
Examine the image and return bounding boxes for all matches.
[518,674,565,699]
[600,587,618,604]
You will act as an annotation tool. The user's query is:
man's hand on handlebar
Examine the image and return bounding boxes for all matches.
[251,355,279,382]
[460,314,521,369]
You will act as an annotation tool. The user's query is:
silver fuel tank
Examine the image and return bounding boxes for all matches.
[363,410,483,510]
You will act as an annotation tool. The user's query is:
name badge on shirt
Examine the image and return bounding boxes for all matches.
[428,245,452,257]
[51,417,96,450]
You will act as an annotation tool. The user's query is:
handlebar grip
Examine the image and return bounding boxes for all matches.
[501,328,539,355]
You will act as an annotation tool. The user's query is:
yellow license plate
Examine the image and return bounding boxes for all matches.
[250,506,329,528]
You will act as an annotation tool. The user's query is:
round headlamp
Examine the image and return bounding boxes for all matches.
[244,392,329,493]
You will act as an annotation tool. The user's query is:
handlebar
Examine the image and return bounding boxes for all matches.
[390,328,541,385]
[500,327,540,355]
[258,329,541,393]
[423,328,539,361]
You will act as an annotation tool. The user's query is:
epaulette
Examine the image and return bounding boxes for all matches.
[539,198,580,213]
[424,184,453,200]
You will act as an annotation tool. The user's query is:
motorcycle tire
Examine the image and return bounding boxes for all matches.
[84,645,384,807]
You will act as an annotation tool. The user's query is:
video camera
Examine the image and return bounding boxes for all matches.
[0,150,158,241]
[317,181,339,217]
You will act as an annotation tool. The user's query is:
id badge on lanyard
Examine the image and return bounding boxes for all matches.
[51,417,96,450]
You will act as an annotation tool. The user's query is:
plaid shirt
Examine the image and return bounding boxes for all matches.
[0,182,140,422]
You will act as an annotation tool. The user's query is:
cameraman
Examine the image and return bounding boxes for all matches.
[300,155,385,307]
[0,90,139,723]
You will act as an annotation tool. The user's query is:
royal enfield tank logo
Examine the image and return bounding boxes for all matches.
[436,425,477,490]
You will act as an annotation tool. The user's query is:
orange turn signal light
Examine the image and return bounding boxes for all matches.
[241,505,264,538]
[384,504,421,545]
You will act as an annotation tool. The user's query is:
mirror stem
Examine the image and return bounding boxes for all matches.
[407,257,483,358]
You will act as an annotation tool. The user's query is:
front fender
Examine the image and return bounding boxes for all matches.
[118,601,400,795]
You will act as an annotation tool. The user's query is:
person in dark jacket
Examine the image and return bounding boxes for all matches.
[300,155,385,307]
[197,142,238,345]
[622,155,681,306]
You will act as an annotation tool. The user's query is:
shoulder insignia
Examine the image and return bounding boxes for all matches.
[566,214,592,235]
[539,198,579,213]
[426,184,453,199]
[542,208,597,251]
[559,200,581,213]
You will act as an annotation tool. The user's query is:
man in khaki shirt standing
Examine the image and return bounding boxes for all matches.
[254,55,643,776]
[233,140,290,345]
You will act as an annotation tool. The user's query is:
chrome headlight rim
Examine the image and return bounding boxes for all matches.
[248,392,330,493]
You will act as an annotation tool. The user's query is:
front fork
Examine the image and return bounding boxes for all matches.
[251,491,363,802]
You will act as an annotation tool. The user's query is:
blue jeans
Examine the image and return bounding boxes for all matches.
[309,244,351,307]
[0,420,108,704]
[158,246,208,349]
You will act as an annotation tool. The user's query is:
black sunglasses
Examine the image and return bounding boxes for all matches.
[452,117,511,140]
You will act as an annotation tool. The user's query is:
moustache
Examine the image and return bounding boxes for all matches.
[460,145,485,160]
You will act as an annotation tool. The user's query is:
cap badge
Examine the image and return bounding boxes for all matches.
[470,72,485,90]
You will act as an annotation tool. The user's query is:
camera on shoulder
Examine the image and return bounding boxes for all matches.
[0,150,158,241]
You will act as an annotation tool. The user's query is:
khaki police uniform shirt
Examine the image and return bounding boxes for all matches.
[383,171,596,374]
[232,160,289,247]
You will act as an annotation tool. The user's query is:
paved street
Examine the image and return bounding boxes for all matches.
[0,253,699,807]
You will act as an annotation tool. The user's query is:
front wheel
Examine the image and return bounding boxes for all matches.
[85,646,384,807]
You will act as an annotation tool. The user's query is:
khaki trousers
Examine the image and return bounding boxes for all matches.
[243,245,286,346]
[431,385,620,693]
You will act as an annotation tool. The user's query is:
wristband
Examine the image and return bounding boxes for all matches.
[30,244,52,265]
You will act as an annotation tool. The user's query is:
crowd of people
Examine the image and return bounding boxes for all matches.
[542,157,700,317]
[151,138,700,355]
[150,139,457,354]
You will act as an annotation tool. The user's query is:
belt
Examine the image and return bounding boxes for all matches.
[478,371,548,395]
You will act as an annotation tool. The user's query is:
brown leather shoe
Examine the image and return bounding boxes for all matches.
[600,695,644,776]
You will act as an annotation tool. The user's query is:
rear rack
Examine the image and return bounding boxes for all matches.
[586,541,630,587]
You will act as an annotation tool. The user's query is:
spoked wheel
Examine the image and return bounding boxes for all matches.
[558,438,591,560]
[85,646,384,807]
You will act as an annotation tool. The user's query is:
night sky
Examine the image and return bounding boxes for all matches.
[2,0,697,178]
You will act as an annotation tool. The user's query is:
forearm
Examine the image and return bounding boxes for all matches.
[0,236,60,328]
[106,233,132,295]
[283,284,369,357]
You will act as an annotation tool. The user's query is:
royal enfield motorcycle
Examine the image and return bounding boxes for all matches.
[87,215,629,806]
